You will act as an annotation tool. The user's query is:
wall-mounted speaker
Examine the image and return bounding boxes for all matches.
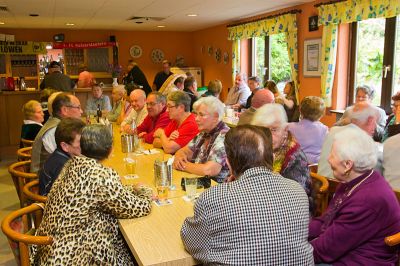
[109,35,116,42]
[53,33,65,42]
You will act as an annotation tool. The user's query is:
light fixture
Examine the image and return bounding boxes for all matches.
[0,22,5,25]
[187,14,198,17]
[46,43,53,49]
[65,23,75,26]
[157,25,165,28]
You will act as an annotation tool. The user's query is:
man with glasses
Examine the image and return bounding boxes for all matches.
[38,118,85,195]
[153,91,199,154]
[31,93,83,173]
[137,92,171,143]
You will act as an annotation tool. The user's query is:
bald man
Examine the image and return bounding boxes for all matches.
[238,89,275,125]
[121,89,148,133]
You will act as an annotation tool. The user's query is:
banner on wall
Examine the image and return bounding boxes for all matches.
[0,41,47,54]
[52,42,117,49]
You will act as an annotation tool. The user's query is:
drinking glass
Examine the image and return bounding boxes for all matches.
[185,178,197,200]
[124,153,137,178]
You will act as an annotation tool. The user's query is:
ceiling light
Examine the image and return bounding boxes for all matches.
[46,43,53,49]
[0,22,4,25]
[157,25,165,28]
[187,14,198,17]
[65,23,75,26]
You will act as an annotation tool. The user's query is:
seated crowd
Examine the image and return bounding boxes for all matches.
[20,64,400,265]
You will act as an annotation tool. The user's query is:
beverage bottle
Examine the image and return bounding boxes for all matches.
[130,120,137,135]
[96,104,102,123]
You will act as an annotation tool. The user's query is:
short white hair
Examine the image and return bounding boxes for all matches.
[348,103,379,124]
[193,97,224,121]
[333,126,378,172]
[251,103,288,128]
[113,84,126,95]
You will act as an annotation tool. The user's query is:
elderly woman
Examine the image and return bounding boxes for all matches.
[86,82,112,116]
[202,79,222,98]
[181,125,313,264]
[288,96,328,164]
[173,96,230,184]
[252,104,312,204]
[309,126,400,265]
[107,85,129,123]
[275,81,299,122]
[34,124,152,265]
[382,91,400,141]
[336,85,386,141]
[20,100,44,146]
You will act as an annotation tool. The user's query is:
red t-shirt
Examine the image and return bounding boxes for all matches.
[137,108,171,143]
[163,113,199,148]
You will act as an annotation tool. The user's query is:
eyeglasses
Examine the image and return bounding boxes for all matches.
[66,105,81,110]
[193,111,209,118]
[166,104,178,109]
[146,102,158,107]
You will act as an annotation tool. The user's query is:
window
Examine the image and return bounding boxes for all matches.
[350,16,400,111]
[251,33,291,91]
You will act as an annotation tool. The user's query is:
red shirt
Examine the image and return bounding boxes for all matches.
[137,107,171,143]
[163,113,199,148]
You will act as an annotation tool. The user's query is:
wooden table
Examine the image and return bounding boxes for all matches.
[104,125,201,265]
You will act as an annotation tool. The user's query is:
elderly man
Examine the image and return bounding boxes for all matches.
[152,60,173,91]
[38,118,85,195]
[225,73,251,108]
[238,89,275,125]
[318,101,382,178]
[40,61,74,91]
[137,92,171,143]
[31,93,83,173]
[106,85,127,122]
[120,89,148,133]
[183,76,198,112]
[153,91,199,154]
[173,96,230,184]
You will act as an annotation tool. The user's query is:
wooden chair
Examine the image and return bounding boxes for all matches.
[17,147,32,161]
[308,163,318,173]
[1,203,52,266]
[385,190,400,247]
[23,180,47,204]
[310,172,329,216]
[20,138,34,148]
[8,160,38,207]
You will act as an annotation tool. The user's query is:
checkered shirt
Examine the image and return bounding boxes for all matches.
[181,167,314,265]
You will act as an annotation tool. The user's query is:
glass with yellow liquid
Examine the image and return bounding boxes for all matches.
[156,186,169,201]
[124,153,137,179]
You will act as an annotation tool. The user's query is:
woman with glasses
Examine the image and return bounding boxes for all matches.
[173,96,230,183]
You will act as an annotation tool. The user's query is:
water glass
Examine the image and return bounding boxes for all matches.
[185,178,198,200]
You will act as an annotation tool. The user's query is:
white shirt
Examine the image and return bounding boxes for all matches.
[42,127,57,153]
[120,107,148,128]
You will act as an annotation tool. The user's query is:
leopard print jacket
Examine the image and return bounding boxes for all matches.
[33,155,152,265]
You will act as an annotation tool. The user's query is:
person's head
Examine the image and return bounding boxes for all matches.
[207,79,222,97]
[348,102,379,136]
[162,60,171,74]
[300,96,325,122]
[192,96,224,132]
[22,100,44,123]
[251,89,275,109]
[111,85,126,102]
[80,124,113,161]
[329,126,377,181]
[129,89,146,112]
[184,76,197,92]
[252,103,288,151]
[355,85,375,103]
[127,60,136,72]
[47,91,63,115]
[167,91,191,121]
[146,92,166,118]
[55,118,86,157]
[264,80,278,94]
[224,125,273,178]
[283,81,295,96]
[235,73,246,87]
[248,76,261,92]
[391,91,400,114]
[91,83,103,99]
[49,61,62,73]
[52,93,83,119]
[174,76,185,90]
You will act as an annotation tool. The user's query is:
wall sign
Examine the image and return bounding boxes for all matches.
[303,38,322,77]
[52,42,117,49]
[0,41,47,54]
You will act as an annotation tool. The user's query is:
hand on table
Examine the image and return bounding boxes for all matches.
[138,132,146,138]
[153,128,164,139]
[173,153,189,171]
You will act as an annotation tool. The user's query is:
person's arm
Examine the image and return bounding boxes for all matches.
[103,96,112,112]
[173,146,193,170]
[237,87,252,106]
[142,112,170,143]
[153,129,181,154]
[180,161,222,177]
[42,128,57,154]
[106,101,122,122]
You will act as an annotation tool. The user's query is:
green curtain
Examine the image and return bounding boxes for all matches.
[232,40,241,84]
[317,0,400,107]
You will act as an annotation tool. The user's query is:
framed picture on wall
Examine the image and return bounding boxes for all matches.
[303,38,322,77]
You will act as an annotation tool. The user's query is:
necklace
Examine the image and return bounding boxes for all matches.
[346,170,374,197]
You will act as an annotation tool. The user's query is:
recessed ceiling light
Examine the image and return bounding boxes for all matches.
[187,14,198,17]
[29,14,39,17]
[0,22,4,25]
[65,23,75,26]
[157,25,165,28]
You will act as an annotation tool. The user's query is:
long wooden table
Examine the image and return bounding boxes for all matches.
[103,125,201,266]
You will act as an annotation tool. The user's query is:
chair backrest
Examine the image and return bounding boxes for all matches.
[310,172,329,216]
[20,139,34,148]
[1,203,52,266]
[385,190,400,247]
[23,180,47,204]
[8,160,38,207]
[308,163,318,174]
[17,147,32,161]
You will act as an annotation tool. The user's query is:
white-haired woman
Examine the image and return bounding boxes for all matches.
[252,104,312,205]
[309,126,400,265]
[173,96,230,184]
[106,85,128,123]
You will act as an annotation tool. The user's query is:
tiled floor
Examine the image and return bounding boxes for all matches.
[0,151,20,266]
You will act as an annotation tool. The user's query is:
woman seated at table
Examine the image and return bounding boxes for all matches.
[34,124,152,265]
[252,104,312,206]
[85,82,112,116]
[288,96,328,164]
[20,100,44,147]
[382,91,400,141]
[202,79,223,98]
[309,126,400,265]
[173,96,230,183]
[275,81,300,122]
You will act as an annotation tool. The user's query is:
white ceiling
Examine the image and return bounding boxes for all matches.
[0,0,314,31]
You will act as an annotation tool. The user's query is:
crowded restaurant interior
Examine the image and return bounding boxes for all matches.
[1,0,400,265]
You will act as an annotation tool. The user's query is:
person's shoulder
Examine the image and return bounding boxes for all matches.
[384,134,400,148]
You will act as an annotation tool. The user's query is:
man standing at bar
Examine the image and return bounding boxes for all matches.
[40,61,75,92]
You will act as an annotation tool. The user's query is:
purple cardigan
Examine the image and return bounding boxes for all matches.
[309,171,400,265]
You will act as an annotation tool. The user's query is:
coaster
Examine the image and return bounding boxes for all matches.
[154,199,173,206]
[182,194,200,202]
[124,174,139,180]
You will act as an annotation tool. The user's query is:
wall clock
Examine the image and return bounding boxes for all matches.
[129,45,142,58]
[151,48,164,63]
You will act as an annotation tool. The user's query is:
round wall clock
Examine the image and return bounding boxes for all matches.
[215,48,221,62]
[129,45,142,58]
[151,48,164,63]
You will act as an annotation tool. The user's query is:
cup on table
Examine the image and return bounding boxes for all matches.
[156,186,169,201]
[184,178,198,200]
[124,153,137,178]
